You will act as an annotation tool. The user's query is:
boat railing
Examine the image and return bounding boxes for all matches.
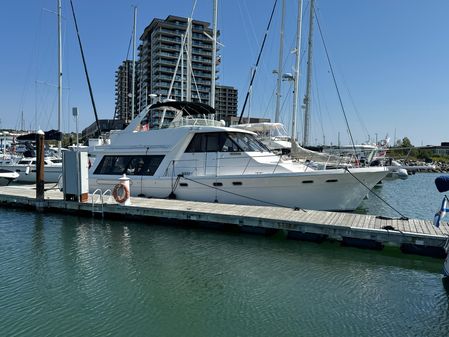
[163,153,293,178]
[169,116,224,128]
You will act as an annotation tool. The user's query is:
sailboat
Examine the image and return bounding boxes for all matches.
[0,1,64,183]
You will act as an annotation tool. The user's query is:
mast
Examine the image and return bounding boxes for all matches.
[303,0,315,146]
[186,18,192,102]
[181,34,184,101]
[57,0,62,153]
[291,0,304,144]
[274,0,286,123]
[131,6,137,120]
[210,0,218,108]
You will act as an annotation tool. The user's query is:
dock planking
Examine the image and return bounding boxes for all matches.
[0,184,448,258]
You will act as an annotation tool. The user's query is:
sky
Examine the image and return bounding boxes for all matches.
[0,0,449,147]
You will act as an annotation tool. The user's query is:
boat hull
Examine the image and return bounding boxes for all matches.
[0,165,62,183]
[90,167,387,211]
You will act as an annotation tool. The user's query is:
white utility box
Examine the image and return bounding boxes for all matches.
[62,151,89,202]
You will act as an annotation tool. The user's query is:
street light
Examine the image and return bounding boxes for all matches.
[72,107,79,147]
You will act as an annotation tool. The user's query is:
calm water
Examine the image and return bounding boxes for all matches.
[1,173,449,337]
[358,172,448,220]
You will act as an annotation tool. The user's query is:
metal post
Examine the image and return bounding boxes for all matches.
[36,130,45,207]
[72,107,79,146]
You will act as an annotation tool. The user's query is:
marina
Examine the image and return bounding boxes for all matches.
[0,179,448,259]
[2,1,449,336]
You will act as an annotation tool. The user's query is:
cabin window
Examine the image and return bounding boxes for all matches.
[228,133,268,152]
[94,155,164,176]
[185,132,268,153]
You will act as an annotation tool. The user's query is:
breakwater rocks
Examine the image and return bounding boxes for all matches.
[400,160,449,173]
[431,162,449,173]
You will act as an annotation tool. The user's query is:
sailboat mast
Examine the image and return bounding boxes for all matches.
[131,6,137,120]
[274,0,285,123]
[303,0,315,146]
[181,34,184,101]
[186,18,192,102]
[210,0,218,108]
[57,0,62,153]
[292,0,304,143]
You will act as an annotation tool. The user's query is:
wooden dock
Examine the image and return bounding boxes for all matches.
[1,184,448,258]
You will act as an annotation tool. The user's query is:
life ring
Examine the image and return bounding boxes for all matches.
[112,183,130,203]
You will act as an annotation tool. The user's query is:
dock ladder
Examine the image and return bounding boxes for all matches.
[91,189,112,217]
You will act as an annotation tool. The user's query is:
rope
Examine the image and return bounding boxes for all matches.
[315,10,358,158]
[179,175,305,211]
[344,167,408,220]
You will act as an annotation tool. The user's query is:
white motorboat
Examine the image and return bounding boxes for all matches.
[233,122,292,154]
[0,169,20,186]
[89,102,388,211]
[0,156,62,183]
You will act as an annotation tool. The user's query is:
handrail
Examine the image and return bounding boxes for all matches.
[91,188,111,217]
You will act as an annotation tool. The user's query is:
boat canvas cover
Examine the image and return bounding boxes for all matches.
[149,101,216,116]
[435,176,449,193]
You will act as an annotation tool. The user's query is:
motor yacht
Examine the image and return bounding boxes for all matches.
[89,101,388,211]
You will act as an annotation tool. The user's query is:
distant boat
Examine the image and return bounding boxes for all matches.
[233,122,291,154]
[0,169,19,186]
[0,156,62,183]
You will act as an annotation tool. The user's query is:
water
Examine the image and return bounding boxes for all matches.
[358,172,446,220]
[1,174,449,336]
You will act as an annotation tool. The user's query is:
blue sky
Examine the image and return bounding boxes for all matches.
[1,0,448,146]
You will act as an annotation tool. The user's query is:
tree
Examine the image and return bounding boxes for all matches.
[401,137,413,148]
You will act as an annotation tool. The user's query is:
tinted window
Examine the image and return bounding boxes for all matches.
[94,155,164,176]
[185,132,242,153]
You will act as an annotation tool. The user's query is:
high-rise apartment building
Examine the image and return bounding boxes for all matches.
[114,15,238,126]
[114,60,140,123]
[215,84,238,123]
[138,15,216,107]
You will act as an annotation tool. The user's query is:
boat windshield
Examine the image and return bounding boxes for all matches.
[185,132,270,153]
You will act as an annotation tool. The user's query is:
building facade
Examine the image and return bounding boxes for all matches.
[138,15,217,108]
[114,15,238,127]
[114,60,140,123]
[215,85,238,123]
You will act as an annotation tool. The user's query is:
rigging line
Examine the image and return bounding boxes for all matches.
[125,27,133,61]
[238,0,278,124]
[344,167,408,220]
[125,5,138,61]
[314,8,358,157]
[69,0,101,137]
[18,6,45,130]
[312,64,326,143]
[180,175,305,210]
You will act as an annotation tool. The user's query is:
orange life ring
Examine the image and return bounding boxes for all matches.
[112,183,130,203]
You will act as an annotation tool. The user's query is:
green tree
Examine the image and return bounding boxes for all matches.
[401,137,413,148]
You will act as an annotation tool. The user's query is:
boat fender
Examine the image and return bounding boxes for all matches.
[112,183,130,204]
[435,176,449,193]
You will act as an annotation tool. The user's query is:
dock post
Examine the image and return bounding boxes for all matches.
[36,130,45,211]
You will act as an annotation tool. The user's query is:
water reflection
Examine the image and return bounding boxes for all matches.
[443,277,449,296]
[2,207,449,337]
